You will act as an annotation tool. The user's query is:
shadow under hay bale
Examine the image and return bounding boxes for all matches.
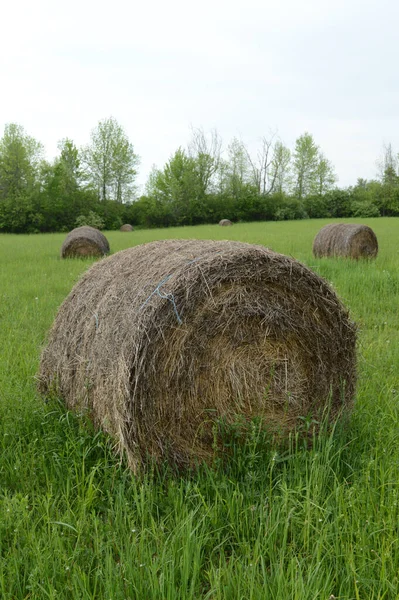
[61,226,110,259]
[39,239,357,471]
[120,224,134,232]
[219,219,232,226]
[313,223,378,259]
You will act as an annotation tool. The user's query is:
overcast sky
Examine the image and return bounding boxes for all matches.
[1,0,398,191]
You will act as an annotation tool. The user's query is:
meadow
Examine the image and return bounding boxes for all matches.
[0,217,398,600]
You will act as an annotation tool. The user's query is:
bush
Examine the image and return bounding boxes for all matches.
[75,211,105,230]
[274,197,307,221]
[303,195,329,218]
[350,201,380,218]
[0,196,44,233]
[324,189,352,218]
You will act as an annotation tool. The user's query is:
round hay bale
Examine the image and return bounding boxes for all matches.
[39,239,356,471]
[313,223,378,259]
[219,219,233,226]
[120,224,134,232]
[61,226,110,259]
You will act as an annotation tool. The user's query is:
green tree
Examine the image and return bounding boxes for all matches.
[291,132,319,199]
[82,117,139,202]
[271,140,291,194]
[314,153,337,195]
[376,142,398,182]
[373,143,399,214]
[0,123,43,201]
[188,127,222,196]
[0,123,44,232]
[43,139,81,201]
[382,165,399,188]
[222,137,251,199]
[324,188,352,218]
[39,139,99,231]
[56,138,82,194]
[370,174,399,217]
[146,149,202,225]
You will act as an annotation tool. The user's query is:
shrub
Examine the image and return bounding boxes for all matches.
[75,211,105,230]
[350,201,380,218]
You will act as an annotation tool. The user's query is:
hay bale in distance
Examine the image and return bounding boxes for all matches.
[120,224,134,232]
[61,226,110,259]
[313,223,378,259]
[219,219,233,226]
[39,239,357,471]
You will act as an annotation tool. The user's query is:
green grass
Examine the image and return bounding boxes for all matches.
[0,218,398,599]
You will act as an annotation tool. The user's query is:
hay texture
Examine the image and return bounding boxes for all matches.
[120,224,134,232]
[219,219,232,226]
[61,226,110,259]
[39,239,356,470]
[313,223,378,259]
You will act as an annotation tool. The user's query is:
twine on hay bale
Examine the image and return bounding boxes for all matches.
[313,223,378,259]
[219,219,233,226]
[39,239,357,471]
[61,226,110,259]
[120,224,134,232]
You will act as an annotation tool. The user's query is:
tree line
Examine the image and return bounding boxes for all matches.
[0,119,398,233]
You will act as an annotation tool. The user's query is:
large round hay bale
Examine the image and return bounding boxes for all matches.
[120,224,134,232]
[313,223,378,259]
[39,239,356,471]
[61,226,110,259]
[219,219,233,226]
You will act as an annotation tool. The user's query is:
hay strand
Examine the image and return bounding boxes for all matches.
[313,223,378,259]
[39,239,357,471]
[61,226,110,259]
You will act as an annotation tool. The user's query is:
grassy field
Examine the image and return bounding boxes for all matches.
[1,217,398,600]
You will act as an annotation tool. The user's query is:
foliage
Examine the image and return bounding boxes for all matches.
[1,121,399,233]
[324,188,352,218]
[82,117,139,203]
[274,196,308,220]
[0,124,44,232]
[291,132,319,199]
[75,211,105,229]
[146,149,207,225]
[291,133,336,199]
[272,140,291,193]
[0,123,43,201]
[314,153,338,195]
[350,200,380,218]
[188,127,222,196]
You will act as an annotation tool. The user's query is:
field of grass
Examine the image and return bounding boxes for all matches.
[1,217,398,599]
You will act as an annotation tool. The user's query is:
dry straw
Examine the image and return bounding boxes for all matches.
[120,224,134,232]
[313,223,378,259]
[39,239,357,471]
[61,226,110,259]
[219,219,233,226]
